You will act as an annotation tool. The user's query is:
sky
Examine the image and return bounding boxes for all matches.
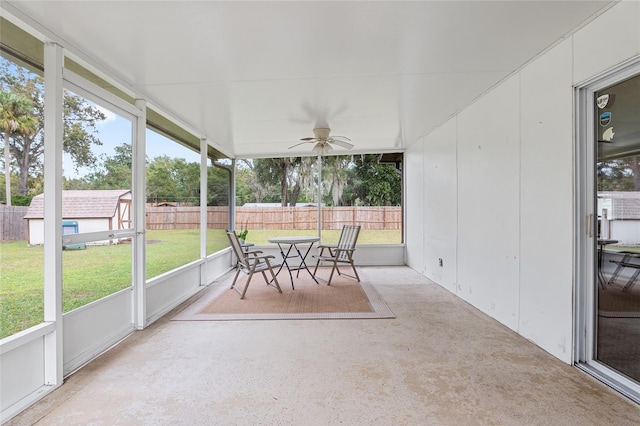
[64,103,201,179]
[0,55,200,179]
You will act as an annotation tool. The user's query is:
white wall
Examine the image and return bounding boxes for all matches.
[422,120,457,292]
[404,141,424,275]
[610,220,640,244]
[405,1,640,363]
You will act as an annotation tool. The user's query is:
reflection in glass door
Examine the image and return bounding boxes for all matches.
[594,72,640,385]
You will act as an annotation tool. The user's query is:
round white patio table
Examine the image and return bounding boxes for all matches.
[268,236,320,289]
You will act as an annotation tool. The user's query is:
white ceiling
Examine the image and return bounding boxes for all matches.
[5,1,613,158]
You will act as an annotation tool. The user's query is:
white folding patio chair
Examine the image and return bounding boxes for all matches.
[312,225,361,285]
[226,230,282,299]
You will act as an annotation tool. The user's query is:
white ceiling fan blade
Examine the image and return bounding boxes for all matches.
[329,138,354,149]
[289,141,314,149]
[331,135,352,142]
[300,137,317,141]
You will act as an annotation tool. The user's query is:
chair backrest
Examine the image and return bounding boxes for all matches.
[336,225,360,257]
[226,230,249,269]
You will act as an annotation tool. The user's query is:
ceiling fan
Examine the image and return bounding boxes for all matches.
[289,127,354,155]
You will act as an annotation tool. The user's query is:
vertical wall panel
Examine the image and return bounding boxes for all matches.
[423,119,458,292]
[519,39,574,362]
[404,141,425,274]
[457,75,521,331]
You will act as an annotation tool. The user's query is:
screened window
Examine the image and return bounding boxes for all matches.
[234,154,402,245]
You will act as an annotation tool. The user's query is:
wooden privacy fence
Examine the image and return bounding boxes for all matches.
[146,206,230,230]
[146,206,401,230]
[1,205,400,240]
[1,206,29,241]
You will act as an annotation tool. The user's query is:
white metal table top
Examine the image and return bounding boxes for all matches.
[267,236,320,245]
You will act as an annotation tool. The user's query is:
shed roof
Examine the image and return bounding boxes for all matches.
[25,190,131,219]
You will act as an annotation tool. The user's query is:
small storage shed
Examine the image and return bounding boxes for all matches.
[24,190,132,246]
[598,191,640,244]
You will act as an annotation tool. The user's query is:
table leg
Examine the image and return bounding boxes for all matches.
[269,244,295,290]
[273,243,295,290]
[294,242,319,284]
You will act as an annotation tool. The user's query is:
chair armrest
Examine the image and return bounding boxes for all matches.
[247,254,276,262]
[333,248,356,257]
[248,255,280,268]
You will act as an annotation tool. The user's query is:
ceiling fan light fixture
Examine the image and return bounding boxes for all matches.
[289,126,353,153]
[313,141,333,155]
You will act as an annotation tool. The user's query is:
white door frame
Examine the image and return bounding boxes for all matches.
[574,58,640,404]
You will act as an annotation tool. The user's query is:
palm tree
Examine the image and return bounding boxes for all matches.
[0,91,37,205]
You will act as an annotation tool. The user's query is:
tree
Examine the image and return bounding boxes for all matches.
[208,164,230,206]
[0,91,38,205]
[323,155,351,206]
[250,157,317,206]
[598,156,640,191]
[252,158,291,206]
[351,154,401,206]
[289,156,315,206]
[77,143,134,190]
[235,163,260,205]
[0,57,106,198]
[146,155,200,205]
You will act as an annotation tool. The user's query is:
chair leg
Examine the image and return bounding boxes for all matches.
[313,247,327,275]
[239,270,255,299]
[349,259,360,282]
[230,269,241,290]
[326,261,338,285]
[266,265,282,293]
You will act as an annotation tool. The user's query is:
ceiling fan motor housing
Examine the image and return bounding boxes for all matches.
[313,127,331,140]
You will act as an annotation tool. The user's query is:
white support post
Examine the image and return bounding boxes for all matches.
[133,99,147,329]
[200,138,208,285]
[317,155,322,240]
[230,159,236,231]
[43,42,64,386]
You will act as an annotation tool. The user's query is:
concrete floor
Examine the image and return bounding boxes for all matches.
[8,266,640,425]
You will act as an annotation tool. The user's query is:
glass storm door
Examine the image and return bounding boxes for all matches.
[593,72,640,387]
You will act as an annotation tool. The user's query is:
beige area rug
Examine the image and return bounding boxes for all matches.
[598,286,640,318]
[172,267,395,321]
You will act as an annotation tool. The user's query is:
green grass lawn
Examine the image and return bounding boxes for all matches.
[608,245,640,254]
[0,228,401,339]
[241,229,401,245]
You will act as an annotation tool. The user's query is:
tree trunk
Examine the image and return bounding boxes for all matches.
[3,130,11,206]
[17,135,32,196]
[290,183,300,207]
[630,156,640,190]
[280,159,288,207]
